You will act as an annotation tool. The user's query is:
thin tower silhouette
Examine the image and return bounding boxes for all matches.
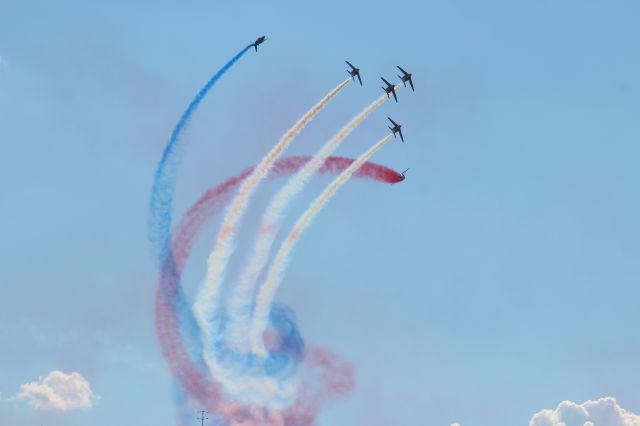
[197,410,208,426]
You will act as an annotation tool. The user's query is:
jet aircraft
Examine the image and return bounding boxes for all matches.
[252,36,267,52]
[381,77,398,102]
[345,61,362,85]
[387,117,404,142]
[396,66,414,91]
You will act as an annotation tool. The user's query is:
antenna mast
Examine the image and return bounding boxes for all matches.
[197,410,208,426]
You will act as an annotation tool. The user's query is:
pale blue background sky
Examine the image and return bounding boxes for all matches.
[1,0,638,425]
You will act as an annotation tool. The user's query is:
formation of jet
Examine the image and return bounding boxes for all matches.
[345,61,362,85]
[381,77,398,102]
[342,61,412,177]
[397,66,414,91]
[252,36,267,52]
[387,117,404,142]
[248,39,411,180]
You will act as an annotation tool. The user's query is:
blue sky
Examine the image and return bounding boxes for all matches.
[1,0,639,425]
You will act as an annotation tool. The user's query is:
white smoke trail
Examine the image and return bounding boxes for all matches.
[226,86,403,348]
[200,349,298,408]
[249,134,394,356]
[192,79,351,396]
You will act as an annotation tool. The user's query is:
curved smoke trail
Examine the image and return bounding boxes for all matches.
[156,156,402,421]
[226,87,402,348]
[148,45,251,263]
[192,79,352,386]
[250,135,394,355]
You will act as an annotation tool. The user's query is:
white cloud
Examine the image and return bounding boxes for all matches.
[529,397,640,426]
[16,371,99,411]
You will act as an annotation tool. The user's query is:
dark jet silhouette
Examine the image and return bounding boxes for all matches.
[396,66,414,91]
[387,117,404,142]
[381,77,398,102]
[252,36,267,52]
[345,61,362,85]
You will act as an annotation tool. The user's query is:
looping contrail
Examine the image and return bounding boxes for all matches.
[155,156,402,415]
[193,78,352,384]
[250,134,394,356]
[149,45,251,264]
[226,86,403,349]
[149,41,409,421]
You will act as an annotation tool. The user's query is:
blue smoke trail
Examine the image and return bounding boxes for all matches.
[150,44,306,414]
[149,45,251,264]
[149,44,251,415]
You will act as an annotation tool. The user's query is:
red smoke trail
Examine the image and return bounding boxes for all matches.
[156,156,402,421]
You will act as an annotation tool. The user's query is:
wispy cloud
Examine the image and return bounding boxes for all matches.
[15,370,99,411]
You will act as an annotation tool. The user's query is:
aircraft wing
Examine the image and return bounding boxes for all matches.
[398,128,404,142]
[397,65,408,75]
[391,88,398,102]
[356,73,362,85]
[409,78,414,91]
[381,77,392,86]
[346,60,355,70]
[387,116,398,126]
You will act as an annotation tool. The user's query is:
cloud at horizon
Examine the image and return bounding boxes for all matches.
[529,397,640,426]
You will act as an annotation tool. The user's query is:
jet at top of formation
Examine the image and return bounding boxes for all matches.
[252,36,267,52]
[345,61,362,85]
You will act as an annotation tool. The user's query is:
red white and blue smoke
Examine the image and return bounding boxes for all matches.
[149,44,403,425]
